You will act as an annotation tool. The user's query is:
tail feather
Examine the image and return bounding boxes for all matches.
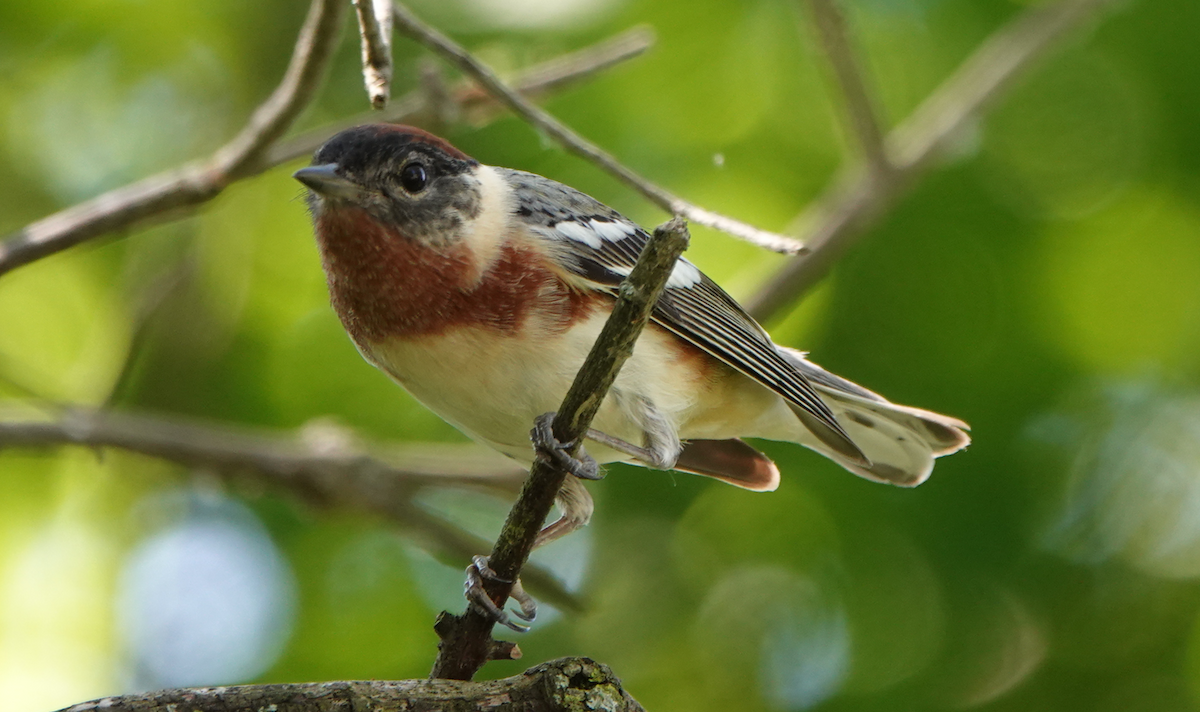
[779,348,970,487]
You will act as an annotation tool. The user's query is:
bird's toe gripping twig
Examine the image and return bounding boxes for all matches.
[532,412,603,480]
[465,555,538,632]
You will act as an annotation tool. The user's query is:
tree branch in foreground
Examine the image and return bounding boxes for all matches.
[353,0,394,108]
[0,408,583,612]
[390,2,804,255]
[747,0,1121,320]
[57,657,644,712]
[0,25,654,277]
[0,0,347,278]
[430,219,691,681]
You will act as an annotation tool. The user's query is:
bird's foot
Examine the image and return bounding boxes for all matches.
[532,413,603,480]
[465,555,537,632]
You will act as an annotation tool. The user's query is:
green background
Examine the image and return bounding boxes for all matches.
[3,0,1200,710]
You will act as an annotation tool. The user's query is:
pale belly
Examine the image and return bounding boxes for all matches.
[358,311,795,465]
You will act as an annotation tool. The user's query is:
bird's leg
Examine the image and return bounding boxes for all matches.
[532,413,602,480]
[467,402,677,629]
[534,475,594,549]
[463,439,598,631]
[586,395,681,470]
[585,428,679,469]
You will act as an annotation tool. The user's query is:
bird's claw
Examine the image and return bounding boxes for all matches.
[532,413,603,480]
[465,555,537,632]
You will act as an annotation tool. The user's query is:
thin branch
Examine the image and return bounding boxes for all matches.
[458,26,656,108]
[430,219,691,681]
[806,0,889,171]
[746,0,1122,321]
[0,408,519,488]
[354,0,394,108]
[57,657,644,712]
[0,408,584,611]
[390,1,805,255]
[0,26,653,278]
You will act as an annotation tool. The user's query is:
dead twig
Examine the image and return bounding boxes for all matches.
[429,219,691,681]
[354,0,394,108]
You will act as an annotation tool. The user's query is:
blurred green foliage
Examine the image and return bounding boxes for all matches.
[2,0,1200,710]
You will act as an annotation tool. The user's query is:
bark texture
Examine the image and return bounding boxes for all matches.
[58,657,644,712]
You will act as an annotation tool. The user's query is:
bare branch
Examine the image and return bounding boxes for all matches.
[430,219,691,681]
[0,26,653,278]
[462,26,657,108]
[57,657,644,712]
[0,408,584,611]
[390,1,805,255]
[746,0,1122,321]
[806,0,889,171]
[354,0,394,108]
[0,408,518,488]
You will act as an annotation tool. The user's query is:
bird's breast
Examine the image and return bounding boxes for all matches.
[314,206,593,346]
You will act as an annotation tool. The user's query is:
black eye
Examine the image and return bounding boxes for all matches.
[400,162,428,193]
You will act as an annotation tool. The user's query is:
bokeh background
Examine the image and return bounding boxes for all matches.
[2,0,1199,710]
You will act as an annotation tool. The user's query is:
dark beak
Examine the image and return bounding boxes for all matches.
[293,163,361,199]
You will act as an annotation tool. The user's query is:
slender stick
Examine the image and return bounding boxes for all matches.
[390,1,805,255]
[746,0,1122,321]
[429,219,691,681]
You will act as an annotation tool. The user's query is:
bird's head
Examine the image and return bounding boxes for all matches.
[294,124,483,247]
[293,124,534,343]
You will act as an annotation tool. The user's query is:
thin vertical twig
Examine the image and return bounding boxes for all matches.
[354,0,395,108]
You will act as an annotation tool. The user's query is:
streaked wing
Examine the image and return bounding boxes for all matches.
[502,168,858,452]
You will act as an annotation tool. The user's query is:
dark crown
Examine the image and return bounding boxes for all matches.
[313,124,478,182]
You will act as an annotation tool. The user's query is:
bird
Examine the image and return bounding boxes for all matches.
[295,123,969,625]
